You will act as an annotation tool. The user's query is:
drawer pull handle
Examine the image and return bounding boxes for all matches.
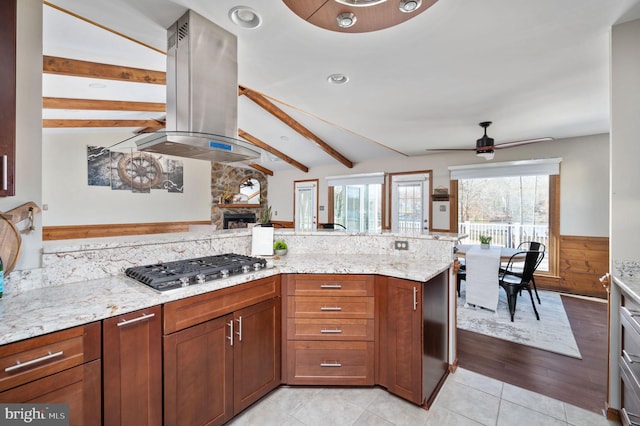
[236,316,243,342]
[622,408,640,426]
[117,312,155,327]
[320,362,342,367]
[413,287,418,311]
[623,349,640,364]
[320,329,343,334]
[320,284,342,289]
[227,320,234,346]
[5,351,64,372]
[2,155,7,191]
[320,307,342,311]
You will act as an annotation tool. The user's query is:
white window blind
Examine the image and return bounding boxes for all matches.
[448,158,561,180]
[326,172,385,186]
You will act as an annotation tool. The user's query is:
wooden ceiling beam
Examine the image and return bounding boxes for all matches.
[43,119,163,128]
[238,129,309,173]
[239,86,354,168]
[43,97,165,112]
[249,163,274,176]
[43,55,166,85]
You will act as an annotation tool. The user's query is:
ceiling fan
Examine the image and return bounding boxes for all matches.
[427,121,553,160]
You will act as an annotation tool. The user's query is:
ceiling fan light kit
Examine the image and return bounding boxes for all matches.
[336,12,357,28]
[283,0,437,33]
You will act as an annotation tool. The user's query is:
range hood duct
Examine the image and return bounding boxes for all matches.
[128,10,260,163]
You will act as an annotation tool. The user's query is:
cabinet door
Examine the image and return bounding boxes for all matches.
[384,277,423,405]
[0,0,15,196]
[103,306,162,426]
[0,360,101,426]
[233,298,281,414]
[163,314,234,426]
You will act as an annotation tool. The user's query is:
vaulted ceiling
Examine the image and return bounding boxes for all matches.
[43,0,640,173]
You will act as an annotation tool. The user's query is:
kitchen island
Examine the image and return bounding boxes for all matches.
[0,230,460,425]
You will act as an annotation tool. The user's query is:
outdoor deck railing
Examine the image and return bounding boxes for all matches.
[457,221,548,248]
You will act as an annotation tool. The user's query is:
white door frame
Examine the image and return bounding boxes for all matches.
[294,179,318,231]
[389,171,432,234]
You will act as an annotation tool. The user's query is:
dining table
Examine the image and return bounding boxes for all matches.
[455,244,525,262]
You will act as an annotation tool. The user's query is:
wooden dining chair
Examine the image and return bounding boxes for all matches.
[499,247,545,322]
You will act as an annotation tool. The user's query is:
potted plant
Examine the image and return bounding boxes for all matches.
[260,205,272,226]
[479,235,492,249]
[273,240,288,256]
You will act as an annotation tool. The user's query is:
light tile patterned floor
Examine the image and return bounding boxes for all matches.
[229,368,620,426]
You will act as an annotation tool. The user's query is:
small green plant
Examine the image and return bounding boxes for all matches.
[273,240,288,250]
[479,235,492,245]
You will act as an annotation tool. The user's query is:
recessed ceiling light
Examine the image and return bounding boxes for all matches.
[229,6,262,29]
[399,0,422,13]
[335,0,388,6]
[327,73,349,84]
[336,12,357,28]
[88,83,106,89]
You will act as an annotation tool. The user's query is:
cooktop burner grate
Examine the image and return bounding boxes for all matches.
[125,253,267,292]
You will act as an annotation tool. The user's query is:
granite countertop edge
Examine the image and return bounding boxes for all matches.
[0,254,452,346]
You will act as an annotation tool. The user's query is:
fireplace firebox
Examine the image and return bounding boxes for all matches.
[223,213,256,229]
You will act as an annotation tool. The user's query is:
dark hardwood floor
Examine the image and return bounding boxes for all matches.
[457,294,609,414]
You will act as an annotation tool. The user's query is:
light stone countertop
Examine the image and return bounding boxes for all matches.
[0,253,451,346]
[613,274,640,303]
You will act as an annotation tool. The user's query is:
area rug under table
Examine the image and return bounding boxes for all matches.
[457,284,582,359]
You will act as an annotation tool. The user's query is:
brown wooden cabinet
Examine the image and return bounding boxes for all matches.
[163,276,281,426]
[0,323,101,425]
[103,305,162,426]
[378,272,449,406]
[0,0,16,196]
[283,274,375,385]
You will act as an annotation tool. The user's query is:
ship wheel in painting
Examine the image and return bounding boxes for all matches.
[117,152,163,190]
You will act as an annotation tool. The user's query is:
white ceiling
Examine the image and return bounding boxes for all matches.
[43,0,640,171]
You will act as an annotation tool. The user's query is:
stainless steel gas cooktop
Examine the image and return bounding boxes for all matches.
[125,253,266,292]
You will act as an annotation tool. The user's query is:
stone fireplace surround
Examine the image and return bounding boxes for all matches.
[211,163,268,230]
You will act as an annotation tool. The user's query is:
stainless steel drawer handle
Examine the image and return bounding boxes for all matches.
[5,351,64,372]
[320,329,343,334]
[623,349,640,364]
[622,408,640,426]
[117,312,155,327]
[227,320,234,346]
[320,362,342,367]
[2,155,7,191]
[236,316,243,342]
[320,307,342,311]
[320,284,342,289]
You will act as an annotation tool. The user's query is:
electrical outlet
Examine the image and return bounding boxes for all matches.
[394,240,409,250]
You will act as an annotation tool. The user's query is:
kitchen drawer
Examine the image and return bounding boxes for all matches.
[0,360,102,426]
[164,275,280,333]
[287,296,374,319]
[620,304,640,342]
[286,341,374,385]
[287,274,374,297]
[287,318,374,341]
[621,356,640,426]
[0,322,100,392]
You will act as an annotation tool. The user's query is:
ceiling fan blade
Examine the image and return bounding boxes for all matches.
[425,147,477,152]
[493,137,553,149]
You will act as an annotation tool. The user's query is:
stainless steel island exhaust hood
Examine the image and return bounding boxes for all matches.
[129,10,260,163]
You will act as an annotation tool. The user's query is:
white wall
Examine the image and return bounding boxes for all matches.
[42,131,213,225]
[0,0,43,270]
[267,133,609,237]
[611,18,640,263]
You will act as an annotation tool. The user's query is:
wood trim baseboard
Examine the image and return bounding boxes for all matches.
[42,221,212,240]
